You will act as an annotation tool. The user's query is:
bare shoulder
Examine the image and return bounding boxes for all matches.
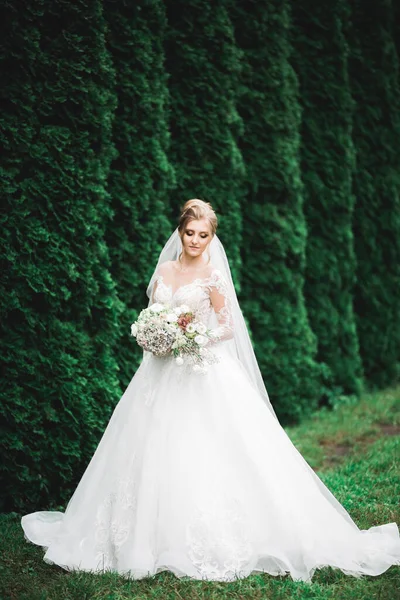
[207,264,225,276]
[204,263,217,278]
[157,261,174,276]
[203,264,228,279]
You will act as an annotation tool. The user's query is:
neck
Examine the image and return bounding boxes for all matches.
[178,250,208,271]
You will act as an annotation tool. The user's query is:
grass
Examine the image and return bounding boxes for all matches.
[1,387,399,600]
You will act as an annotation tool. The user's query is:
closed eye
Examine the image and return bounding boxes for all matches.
[186,231,209,238]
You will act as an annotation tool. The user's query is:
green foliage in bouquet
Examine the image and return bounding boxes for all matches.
[0,0,122,512]
[291,0,364,402]
[131,303,218,373]
[104,0,175,389]
[232,0,325,423]
[349,0,400,387]
[164,0,245,286]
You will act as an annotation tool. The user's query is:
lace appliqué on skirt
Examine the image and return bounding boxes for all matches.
[94,473,137,570]
[186,497,253,581]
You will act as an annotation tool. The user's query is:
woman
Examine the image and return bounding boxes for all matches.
[22,199,400,582]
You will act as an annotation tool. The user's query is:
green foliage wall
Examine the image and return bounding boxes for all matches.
[349,0,400,388]
[0,0,122,512]
[292,1,363,403]
[233,0,324,423]
[104,0,174,390]
[164,0,245,284]
[1,0,399,511]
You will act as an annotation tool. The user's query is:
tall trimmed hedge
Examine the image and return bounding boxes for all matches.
[0,0,122,512]
[349,0,400,388]
[233,0,324,423]
[291,1,363,402]
[164,0,245,284]
[1,0,399,513]
[104,0,174,389]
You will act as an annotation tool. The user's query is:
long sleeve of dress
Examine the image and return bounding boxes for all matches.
[207,270,234,344]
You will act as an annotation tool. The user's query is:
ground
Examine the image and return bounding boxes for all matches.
[1,387,399,600]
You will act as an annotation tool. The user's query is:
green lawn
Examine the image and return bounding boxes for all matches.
[1,388,399,600]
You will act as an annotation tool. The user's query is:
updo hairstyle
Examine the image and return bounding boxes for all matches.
[178,199,218,238]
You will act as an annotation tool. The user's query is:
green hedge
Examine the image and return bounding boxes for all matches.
[292,0,363,403]
[233,0,325,423]
[104,0,174,389]
[0,0,121,513]
[0,0,399,511]
[164,0,245,285]
[349,0,400,387]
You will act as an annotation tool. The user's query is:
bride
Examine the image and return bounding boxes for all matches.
[21,199,400,582]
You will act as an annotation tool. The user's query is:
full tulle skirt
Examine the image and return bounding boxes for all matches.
[21,347,400,582]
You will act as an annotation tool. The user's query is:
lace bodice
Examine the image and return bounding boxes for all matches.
[152,267,234,344]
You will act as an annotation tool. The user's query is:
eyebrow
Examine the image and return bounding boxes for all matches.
[185,228,209,234]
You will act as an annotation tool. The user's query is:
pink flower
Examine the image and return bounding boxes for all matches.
[177,313,194,330]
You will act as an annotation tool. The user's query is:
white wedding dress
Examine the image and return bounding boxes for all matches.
[21,267,400,582]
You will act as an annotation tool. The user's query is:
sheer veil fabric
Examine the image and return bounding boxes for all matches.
[20,229,400,582]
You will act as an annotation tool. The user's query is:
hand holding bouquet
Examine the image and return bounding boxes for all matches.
[130,303,219,373]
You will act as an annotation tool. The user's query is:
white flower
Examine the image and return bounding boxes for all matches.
[149,303,164,313]
[175,356,184,366]
[166,312,178,323]
[130,323,138,337]
[180,304,190,313]
[172,335,187,350]
[194,334,208,347]
[173,306,183,315]
[186,323,196,334]
[194,323,207,335]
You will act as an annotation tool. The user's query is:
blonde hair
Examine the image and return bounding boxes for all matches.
[178,199,218,237]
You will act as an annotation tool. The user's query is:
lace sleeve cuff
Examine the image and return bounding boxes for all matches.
[207,270,234,344]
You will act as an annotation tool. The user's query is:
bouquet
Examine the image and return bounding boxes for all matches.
[130,302,219,374]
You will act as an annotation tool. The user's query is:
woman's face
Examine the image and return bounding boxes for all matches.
[181,218,212,258]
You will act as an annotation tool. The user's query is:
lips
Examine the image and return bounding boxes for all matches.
[189,246,199,249]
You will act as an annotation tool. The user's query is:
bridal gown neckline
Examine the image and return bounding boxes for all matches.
[155,268,219,299]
